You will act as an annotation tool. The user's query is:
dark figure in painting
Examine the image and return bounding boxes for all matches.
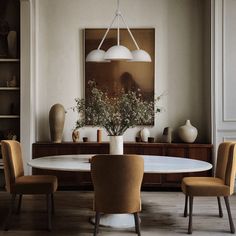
[120,72,140,93]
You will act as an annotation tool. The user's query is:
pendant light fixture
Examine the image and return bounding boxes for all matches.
[86,0,151,62]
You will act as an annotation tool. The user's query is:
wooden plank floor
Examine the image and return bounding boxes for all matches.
[0,191,235,235]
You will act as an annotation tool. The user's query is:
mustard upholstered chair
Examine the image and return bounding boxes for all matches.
[91,154,144,236]
[1,140,58,231]
[181,142,236,234]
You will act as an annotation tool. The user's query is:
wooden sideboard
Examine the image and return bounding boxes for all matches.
[32,142,213,189]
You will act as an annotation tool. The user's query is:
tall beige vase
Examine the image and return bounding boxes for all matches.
[49,104,65,143]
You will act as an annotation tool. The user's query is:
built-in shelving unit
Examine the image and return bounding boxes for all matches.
[0,115,20,119]
[0,0,20,143]
[0,160,3,170]
[0,59,20,62]
[0,143,4,189]
[0,0,20,189]
[0,87,20,90]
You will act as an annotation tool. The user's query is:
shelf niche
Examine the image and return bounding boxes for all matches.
[0,0,20,142]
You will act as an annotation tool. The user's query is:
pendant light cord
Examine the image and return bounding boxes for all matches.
[117,15,120,46]
[97,0,140,50]
[98,0,120,49]
[117,0,120,46]
[97,14,117,49]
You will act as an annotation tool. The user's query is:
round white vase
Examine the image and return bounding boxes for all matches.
[109,136,123,154]
[140,128,150,142]
[178,120,198,143]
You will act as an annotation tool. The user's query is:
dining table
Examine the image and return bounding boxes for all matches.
[28,154,212,228]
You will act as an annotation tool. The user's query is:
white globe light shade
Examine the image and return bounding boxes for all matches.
[86,49,109,62]
[130,49,152,62]
[104,45,133,61]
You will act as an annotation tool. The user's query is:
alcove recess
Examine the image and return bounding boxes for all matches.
[0,0,20,148]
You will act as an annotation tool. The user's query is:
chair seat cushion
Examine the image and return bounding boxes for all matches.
[181,177,230,196]
[13,175,58,194]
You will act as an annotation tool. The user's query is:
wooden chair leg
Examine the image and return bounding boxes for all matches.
[134,212,141,236]
[51,194,55,215]
[46,194,52,231]
[217,196,223,218]
[4,194,16,231]
[16,194,22,214]
[188,196,193,234]
[94,212,100,236]
[224,196,235,233]
[184,195,188,217]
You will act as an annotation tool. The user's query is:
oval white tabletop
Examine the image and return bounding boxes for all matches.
[28,154,212,173]
[28,154,212,228]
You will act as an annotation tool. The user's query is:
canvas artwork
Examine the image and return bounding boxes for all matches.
[84,28,155,123]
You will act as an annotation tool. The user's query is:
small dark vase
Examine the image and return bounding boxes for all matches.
[49,104,65,143]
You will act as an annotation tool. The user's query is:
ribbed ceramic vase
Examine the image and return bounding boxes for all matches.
[49,104,65,143]
[178,120,198,143]
[109,135,123,154]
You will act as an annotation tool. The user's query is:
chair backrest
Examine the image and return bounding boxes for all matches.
[225,143,236,195]
[91,155,144,214]
[1,140,24,193]
[215,142,232,180]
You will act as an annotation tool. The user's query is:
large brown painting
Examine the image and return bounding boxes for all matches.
[84,28,155,124]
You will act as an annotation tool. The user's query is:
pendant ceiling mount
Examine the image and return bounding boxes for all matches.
[86,0,152,63]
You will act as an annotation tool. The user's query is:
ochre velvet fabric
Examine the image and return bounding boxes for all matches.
[14,175,58,194]
[1,140,58,194]
[182,142,236,197]
[225,143,236,195]
[181,177,230,196]
[215,142,232,180]
[91,155,144,214]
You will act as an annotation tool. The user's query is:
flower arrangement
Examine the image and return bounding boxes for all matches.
[73,81,162,136]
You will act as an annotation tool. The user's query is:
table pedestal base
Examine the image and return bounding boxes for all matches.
[90,213,135,228]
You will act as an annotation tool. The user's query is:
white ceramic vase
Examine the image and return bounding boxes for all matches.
[178,120,198,143]
[140,128,150,142]
[109,135,123,154]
